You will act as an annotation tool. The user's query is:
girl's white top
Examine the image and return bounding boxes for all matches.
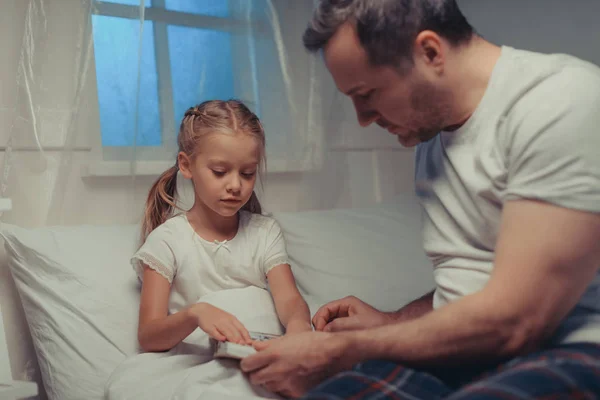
[131,211,289,315]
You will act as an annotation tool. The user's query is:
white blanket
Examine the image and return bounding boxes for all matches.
[105,287,299,400]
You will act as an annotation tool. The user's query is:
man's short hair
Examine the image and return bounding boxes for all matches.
[303,0,475,67]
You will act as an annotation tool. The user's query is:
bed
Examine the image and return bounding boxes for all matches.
[0,197,434,399]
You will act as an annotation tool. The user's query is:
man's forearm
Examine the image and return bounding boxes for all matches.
[389,290,434,322]
[344,290,534,368]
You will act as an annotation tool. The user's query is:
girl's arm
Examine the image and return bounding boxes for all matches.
[137,267,199,351]
[267,264,313,334]
[138,266,251,352]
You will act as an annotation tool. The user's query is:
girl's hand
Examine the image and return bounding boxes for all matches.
[190,303,253,345]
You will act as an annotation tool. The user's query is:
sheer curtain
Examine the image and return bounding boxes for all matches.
[0,0,369,230]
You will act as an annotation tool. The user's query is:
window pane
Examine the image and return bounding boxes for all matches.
[92,15,161,146]
[100,0,152,6]
[165,0,229,17]
[168,26,234,130]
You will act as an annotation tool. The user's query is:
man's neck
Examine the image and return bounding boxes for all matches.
[445,37,502,131]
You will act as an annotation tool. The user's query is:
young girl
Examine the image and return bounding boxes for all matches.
[133,99,312,352]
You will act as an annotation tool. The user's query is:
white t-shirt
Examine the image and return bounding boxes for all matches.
[415,46,600,344]
[131,211,290,315]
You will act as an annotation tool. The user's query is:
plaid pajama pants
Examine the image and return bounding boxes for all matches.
[302,343,600,399]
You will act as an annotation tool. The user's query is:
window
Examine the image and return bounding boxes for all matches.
[88,0,320,176]
[91,0,251,152]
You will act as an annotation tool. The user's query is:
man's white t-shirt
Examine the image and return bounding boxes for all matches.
[415,46,600,344]
[131,211,290,316]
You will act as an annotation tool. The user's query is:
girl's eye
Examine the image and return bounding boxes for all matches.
[241,172,256,178]
[212,170,226,177]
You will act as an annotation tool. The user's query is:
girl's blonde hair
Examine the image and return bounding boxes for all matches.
[141,99,265,243]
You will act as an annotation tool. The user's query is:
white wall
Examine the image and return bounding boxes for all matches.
[459,0,600,67]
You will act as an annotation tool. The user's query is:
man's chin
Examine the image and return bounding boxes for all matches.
[397,135,420,148]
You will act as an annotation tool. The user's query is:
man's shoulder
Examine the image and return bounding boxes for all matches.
[506,46,600,75]
[501,47,600,108]
[530,51,600,100]
[492,48,600,136]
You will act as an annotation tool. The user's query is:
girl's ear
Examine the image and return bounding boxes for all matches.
[177,152,193,179]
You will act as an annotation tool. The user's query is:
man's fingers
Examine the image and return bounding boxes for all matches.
[323,317,359,332]
[314,303,341,320]
[311,308,330,329]
[253,340,272,351]
[312,301,350,330]
[312,314,329,331]
[240,348,275,373]
[248,365,278,386]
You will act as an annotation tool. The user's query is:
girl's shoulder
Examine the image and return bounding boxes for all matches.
[145,213,190,242]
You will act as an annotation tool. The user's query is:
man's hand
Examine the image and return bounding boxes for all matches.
[312,296,393,332]
[240,331,353,398]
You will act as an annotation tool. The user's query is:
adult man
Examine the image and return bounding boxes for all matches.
[241,0,600,398]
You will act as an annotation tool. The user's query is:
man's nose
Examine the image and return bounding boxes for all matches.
[352,98,379,127]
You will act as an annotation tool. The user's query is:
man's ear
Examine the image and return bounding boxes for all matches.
[413,30,445,73]
[177,152,193,179]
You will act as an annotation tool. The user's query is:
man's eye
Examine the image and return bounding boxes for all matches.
[358,90,374,100]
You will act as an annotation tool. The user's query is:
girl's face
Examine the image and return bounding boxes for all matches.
[179,132,260,218]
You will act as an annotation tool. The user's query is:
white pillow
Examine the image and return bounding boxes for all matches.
[0,223,141,400]
[273,198,435,313]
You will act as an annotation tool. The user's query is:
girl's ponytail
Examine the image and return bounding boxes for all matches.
[141,165,179,243]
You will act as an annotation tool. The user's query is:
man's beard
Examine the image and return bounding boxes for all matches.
[409,80,452,144]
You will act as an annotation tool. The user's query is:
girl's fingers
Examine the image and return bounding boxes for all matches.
[209,326,227,342]
[232,319,253,344]
[222,323,244,344]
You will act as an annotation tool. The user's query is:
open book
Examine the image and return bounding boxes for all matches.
[213,331,281,360]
